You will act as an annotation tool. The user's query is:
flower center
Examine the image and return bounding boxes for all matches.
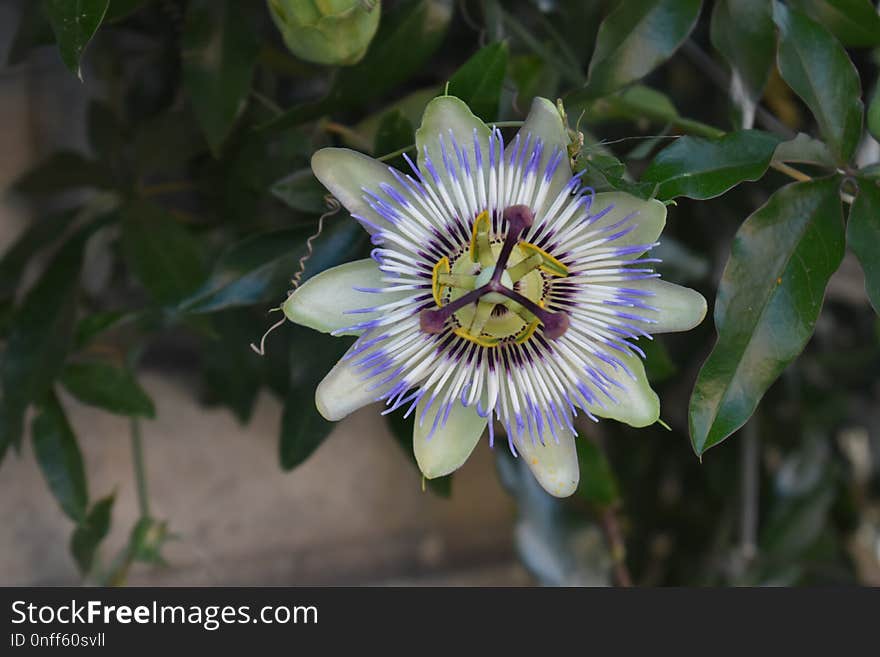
[420,205,571,346]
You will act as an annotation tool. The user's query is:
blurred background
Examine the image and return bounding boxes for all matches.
[1,0,879,586]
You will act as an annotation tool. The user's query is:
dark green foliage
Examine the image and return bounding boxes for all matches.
[4,0,880,586]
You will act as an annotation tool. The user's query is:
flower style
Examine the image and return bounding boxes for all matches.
[282,95,706,497]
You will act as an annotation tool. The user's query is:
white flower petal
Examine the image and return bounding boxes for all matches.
[283,259,408,336]
[311,147,401,234]
[583,349,660,427]
[634,279,707,334]
[415,95,491,191]
[516,97,572,207]
[515,422,580,498]
[315,341,389,421]
[413,398,487,479]
[590,192,667,256]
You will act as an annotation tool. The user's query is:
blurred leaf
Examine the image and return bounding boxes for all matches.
[87,100,125,161]
[121,200,208,305]
[133,110,205,175]
[446,42,509,122]
[1,233,85,453]
[570,84,679,124]
[642,337,677,383]
[32,393,88,523]
[575,438,619,507]
[773,3,864,165]
[352,87,439,149]
[642,130,781,200]
[509,54,561,109]
[868,83,880,142]
[60,361,155,417]
[773,132,836,167]
[386,410,452,497]
[41,0,110,78]
[279,331,351,470]
[790,0,880,47]
[74,310,137,348]
[710,0,775,127]
[6,2,55,66]
[760,438,836,561]
[373,110,414,168]
[179,218,365,314]
[582,0,702,99]
[689,178,844,455]
[105,0,149,22]
[261,0,453,132]
[846,180,880,315]
[126,516,170,565]
[271,169,332,214]
[197,310,263,423]
[181,0,259,154]
[70,494,114,574]
[13,151,113,197]
[0,212,75,320]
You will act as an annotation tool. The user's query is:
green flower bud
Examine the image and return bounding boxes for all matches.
[267,0,381,66]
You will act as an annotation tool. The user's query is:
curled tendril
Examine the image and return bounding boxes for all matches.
[249,195,342,357]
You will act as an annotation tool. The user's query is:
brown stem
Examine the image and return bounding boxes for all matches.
[599,507,633,587]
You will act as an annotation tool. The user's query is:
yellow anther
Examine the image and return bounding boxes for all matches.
[468,210,494,267]
[467,300,494,337]
[437,273,476,290]
[506,252,544,281]
[518,242,568,277]
[431,256,450,306]
[453,326,501,347]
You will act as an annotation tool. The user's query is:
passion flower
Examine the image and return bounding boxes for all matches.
[282,95,706,497]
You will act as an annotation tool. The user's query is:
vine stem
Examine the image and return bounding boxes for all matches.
[130,418,150,519]
[599,507,633,587]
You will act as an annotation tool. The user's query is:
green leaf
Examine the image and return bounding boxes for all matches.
[70,494,114,574]
[846,180,880,315]
[6,2,56,66]
[74,311,137,349]
[121,200,208,305]
[13,151,113,197]
[260,0,453,132]
[105,0,149,22]
[1,233,84,452]
[642,337,677,383]
[582,0,702,99]
[60,361,155,417]
[279,330,350,470]
[575,147,656,198]
[868,83,880,142]
[773,133,836,167]
[133,110,205,175]
[790,0,880,47]
[181,0,259,154]
[178,218,365,314]
[710,0,775,127]
[689,178,845,455]
[271,170,330,214]
[197,311,263,423]
[41,0,110,78]
[32,393,89,523]
[386,410,452,497]
[446,42,509,122]
[373,110,414,168]
[0,212,75,318]
[642,130,781,200]
[575,439,619,507]
[773,2,863,165]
